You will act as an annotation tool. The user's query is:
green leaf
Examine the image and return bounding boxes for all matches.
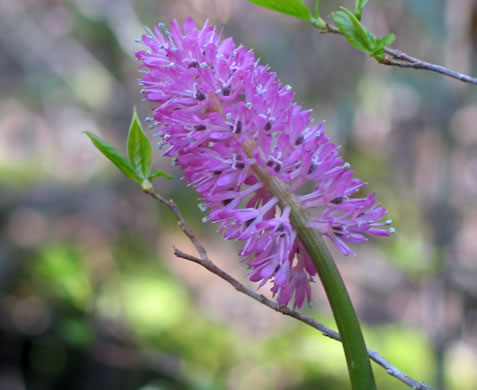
[127,107,152,180]
[332,7,376,53]
[354,0,368,21]
[248,0,312,22]
[149,170,173,180]
[370,33,396,61]
[379,33,396,47]
[314,0,320,18]
[84,131,140,182]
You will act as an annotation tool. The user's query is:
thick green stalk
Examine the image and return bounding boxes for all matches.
[243,140,376,390]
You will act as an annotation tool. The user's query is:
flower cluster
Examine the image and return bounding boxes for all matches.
[136,18,393,308]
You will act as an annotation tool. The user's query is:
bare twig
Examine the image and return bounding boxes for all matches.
[146,190,208,261]
[323,23,477,85]
[147,190,434,390]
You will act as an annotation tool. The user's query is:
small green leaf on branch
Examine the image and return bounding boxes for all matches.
[354,0,368,21]
[370,33,396,61]
[128,107,152,180]
[149,170,174,181]
[85,110,172,187]
[84,131,140,182]
[332,7,376,53]
[314,0,320,18]
[248,0,312,22]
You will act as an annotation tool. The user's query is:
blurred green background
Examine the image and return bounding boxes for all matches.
[1,0,477,389]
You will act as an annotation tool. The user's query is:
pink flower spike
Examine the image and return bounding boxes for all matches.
[136,18,393,308]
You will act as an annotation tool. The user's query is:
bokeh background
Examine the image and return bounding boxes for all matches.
[1,0,477,389]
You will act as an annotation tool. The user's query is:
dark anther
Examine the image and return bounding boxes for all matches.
[308,164,316,174]
[234,120,242,134]
[266,160,274,167]
[188,61,199,68]
[358,213,365,218]
[333,225,344,237]
[331,197,344,204]
[214,170,222,175]
[235,162,245,169]
[274,164,281,173]
[194,124,206,131]
[277,223,285,232]
[264,121,272,131]
[223,199,233,205]
[195,91,206,101]
[245,218,255,227]
[295,135,304,145]
[222,86,231,96]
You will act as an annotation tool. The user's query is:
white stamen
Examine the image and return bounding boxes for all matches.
[344,162,351,169]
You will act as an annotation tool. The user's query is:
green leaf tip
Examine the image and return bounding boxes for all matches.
[370,33,396,61]
[84,131,140,182]
[248,0,312,23]
[149,170,174,181]
[128,107,153,181]
[332,7,376,53]
[354,0,369,21]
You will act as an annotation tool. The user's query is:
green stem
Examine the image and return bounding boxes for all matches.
[243,140,376,390]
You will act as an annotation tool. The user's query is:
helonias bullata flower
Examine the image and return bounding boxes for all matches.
[136,18,393,308]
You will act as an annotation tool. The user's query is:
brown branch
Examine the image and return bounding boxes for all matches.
[147,189,434,390]
[323,23,477,85]
[146,190,208,262]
